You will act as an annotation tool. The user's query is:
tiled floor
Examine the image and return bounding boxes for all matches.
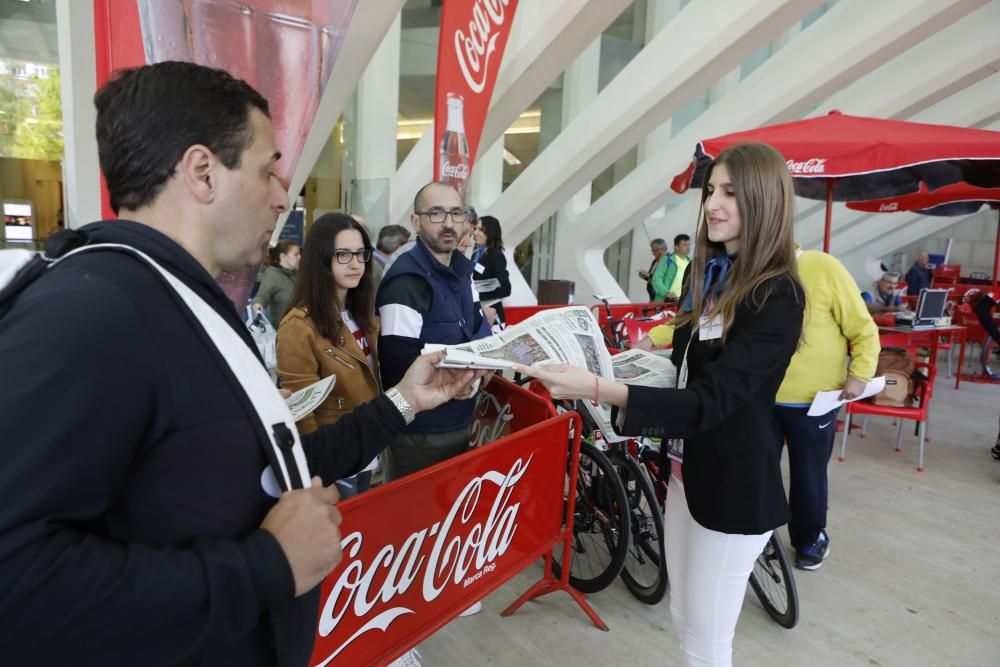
[415,374,1000,666]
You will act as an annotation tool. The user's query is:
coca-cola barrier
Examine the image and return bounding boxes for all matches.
[309,377,606,667]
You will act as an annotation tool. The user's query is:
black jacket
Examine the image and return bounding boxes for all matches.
[614,275,804,534]
[473,246,511,322]
[0,221,404,666]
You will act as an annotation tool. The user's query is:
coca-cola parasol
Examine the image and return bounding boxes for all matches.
[670,111,1000,252]
[847,182,1000,289]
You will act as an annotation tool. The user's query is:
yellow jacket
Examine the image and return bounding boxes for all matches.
[776,249,880,404]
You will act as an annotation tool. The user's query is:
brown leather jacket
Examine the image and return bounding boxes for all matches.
[276,306,380,435]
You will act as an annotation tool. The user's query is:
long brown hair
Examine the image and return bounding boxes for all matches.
[673,143,801,339]
[288,213,376,342]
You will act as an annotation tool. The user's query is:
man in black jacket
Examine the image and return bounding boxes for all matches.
[0,62,480,667]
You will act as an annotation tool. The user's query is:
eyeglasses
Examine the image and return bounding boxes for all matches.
[414,207,468,224]
[333,249,372,264]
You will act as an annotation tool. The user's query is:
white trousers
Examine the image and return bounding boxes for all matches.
[665,475,772,667]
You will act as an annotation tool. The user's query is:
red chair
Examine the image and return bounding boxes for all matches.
[839,346,935,472]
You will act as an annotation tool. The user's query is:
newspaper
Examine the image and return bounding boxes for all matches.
[422,306,677,442]
[285,375,337,422]
[581,349,679,442]
[424,305,612,376]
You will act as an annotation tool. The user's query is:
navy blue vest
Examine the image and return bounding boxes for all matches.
[387,239,492,433]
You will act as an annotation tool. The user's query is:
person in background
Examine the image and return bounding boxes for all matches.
[277,214,380,498]
[472,215,511,327]
[638,238,668,301]
[774,247,880,571]
[372,225,410,270]
[905,251,933,296]
[518,143,805,667]
[651,233,691,303]
[861,271,905,315]
[457,205,478,259]
[252,239,299,324]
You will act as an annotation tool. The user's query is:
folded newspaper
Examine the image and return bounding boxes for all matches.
[285,375,337,422]
[422,305,677,441]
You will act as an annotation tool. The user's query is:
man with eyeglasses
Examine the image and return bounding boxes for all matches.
[861,271,906,315]
[376,182,493,489]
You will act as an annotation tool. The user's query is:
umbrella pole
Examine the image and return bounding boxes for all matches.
[823,181,833,253]
[993,209,999,291]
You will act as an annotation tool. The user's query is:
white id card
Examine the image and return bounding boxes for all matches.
[698,314,723,341]
[474,262,486,274]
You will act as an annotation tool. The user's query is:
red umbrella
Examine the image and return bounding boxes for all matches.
[847,182,1000,289]
[671,111,1000,252]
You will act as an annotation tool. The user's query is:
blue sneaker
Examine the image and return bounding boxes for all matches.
[795,531,830,571]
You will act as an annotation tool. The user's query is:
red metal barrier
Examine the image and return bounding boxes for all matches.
[309,380,601,667]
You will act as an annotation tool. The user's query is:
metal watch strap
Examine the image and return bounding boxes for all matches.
[385,387,416,425]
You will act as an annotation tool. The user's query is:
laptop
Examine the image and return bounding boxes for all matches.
[904,288,948,329]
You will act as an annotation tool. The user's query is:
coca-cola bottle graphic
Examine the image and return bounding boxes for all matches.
[439,93,470,198]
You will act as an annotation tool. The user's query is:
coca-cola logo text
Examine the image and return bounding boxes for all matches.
[879,202,899,212]
[441,162,470,180]
[313,457,530,665]
[470,391,514,447]
[453,0,511,94]
[786,158,827,174]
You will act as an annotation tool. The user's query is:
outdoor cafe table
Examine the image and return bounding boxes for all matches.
[878,324,968,389]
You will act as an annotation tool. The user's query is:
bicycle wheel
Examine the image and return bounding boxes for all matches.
[748,532,799,629]
[608,449,667,605]
[552,441,631,593]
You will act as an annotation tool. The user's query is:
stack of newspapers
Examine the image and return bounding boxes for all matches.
[423,305,677,440]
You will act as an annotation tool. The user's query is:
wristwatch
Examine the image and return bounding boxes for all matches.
[385,387,416,425]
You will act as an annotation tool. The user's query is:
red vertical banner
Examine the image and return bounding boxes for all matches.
[433,0,519,198]
[93,0,146,220]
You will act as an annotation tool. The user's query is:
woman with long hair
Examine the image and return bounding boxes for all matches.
[252,239,300,325]
[472,215,511,327]
[277,213,380,497]
[518,143,805,666]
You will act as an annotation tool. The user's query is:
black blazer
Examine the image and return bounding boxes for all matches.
[473,247,511,321]
[613,275,804,535]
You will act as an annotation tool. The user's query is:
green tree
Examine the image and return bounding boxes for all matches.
[12,68,63,162]
[0,78,29,158]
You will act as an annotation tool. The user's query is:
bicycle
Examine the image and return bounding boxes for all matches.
[607,438,668,604]
[549,424,631,594]
[515,371,664,600]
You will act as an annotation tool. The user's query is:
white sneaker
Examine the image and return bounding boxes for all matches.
[389,648,422,667]
[459,601,482,617]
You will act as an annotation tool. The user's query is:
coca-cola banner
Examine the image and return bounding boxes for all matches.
[433,0,520,198]
[310,381,568,666]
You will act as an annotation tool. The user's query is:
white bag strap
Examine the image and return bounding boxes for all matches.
[55,243,312,491]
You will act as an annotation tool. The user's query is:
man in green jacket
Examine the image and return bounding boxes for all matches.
[650,233,690,302]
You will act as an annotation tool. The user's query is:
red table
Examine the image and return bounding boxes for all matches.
[878,325,968,389]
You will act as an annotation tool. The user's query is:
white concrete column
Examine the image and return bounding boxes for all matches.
[56,0,101,227]
[343,14,400,229]
[468,136,504,211]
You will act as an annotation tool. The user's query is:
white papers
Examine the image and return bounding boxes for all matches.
[474,278,501,293]
[285,375,337,421]
[807,376,886,417]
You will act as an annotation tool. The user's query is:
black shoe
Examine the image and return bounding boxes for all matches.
[992,443,1000,460]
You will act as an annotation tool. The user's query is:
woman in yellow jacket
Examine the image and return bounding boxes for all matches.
[277,213,380,497]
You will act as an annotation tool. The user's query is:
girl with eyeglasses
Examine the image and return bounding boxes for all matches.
[277,213,381,497]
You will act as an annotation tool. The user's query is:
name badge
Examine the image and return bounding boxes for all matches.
[699,314,723,341]
[475,263,486,274]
